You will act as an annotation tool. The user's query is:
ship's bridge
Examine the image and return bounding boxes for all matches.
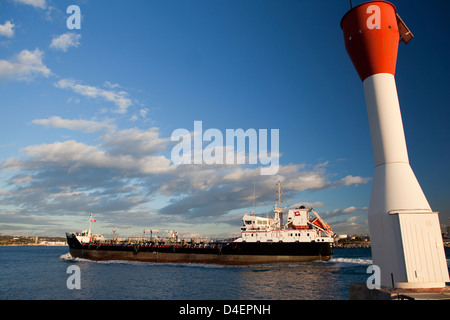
[241,214,272,231]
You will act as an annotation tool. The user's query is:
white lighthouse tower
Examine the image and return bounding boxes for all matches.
[341,1,449,289]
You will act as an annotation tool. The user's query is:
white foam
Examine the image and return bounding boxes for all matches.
[59,252,92,263]
[59,252,73,260]
[58,253,229,268]
[331,257,373,265]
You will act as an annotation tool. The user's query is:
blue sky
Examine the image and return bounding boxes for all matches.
[1,0,449,238]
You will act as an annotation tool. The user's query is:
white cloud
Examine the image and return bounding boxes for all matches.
[11,175,32,184]
[50,32,81,52]
[104,81,121,89]
[8,120,172,175]
[13,0,47,9]
[324,206,368,218]
[139,108,148,118]
[54,78,132,113]
[342,206,358,214]
[0,21,15,38]
[338,175,372,186]
[288,201,325,209]
[33,116,169,155]
[20,140,172,174]
[102,127,169,156]
[278,164,328,192]
[0,49,51,81]
[32,116,116,133]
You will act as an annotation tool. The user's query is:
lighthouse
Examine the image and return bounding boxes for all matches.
[341,1,449,288]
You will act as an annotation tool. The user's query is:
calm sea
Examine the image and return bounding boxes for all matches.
[1,246,449,301]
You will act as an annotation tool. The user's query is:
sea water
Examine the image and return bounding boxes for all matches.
[1,246,448,300]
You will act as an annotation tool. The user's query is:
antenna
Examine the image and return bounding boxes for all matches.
[252,183,256,215]
[274,181,283,228]
[88,212,93,237]
[276,180,282,208]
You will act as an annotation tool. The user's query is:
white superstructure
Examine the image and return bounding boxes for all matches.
[75,212,105,244]
[234,182,334,244]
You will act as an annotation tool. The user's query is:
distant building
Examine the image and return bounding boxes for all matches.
[447,218,450,237]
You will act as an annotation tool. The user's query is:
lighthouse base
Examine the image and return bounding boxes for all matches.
[368,163,449,289]
[349,283,450,300]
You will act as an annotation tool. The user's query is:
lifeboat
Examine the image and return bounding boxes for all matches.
[310,217,332,232]
[291,225,309,230]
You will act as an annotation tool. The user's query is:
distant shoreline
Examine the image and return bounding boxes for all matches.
[336,242,450,249]
[0,235,67,247]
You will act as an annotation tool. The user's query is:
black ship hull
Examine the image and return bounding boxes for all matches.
[66,232,333,265]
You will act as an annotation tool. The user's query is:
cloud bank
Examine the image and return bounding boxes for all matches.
[1,116,371,236]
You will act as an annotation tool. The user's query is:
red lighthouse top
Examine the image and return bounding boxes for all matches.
[341,1,400,82]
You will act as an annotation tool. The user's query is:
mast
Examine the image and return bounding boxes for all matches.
[88,212,96,237]
[250,183,256,216]
[252,183,255,215]
[88,212,93,237]
[274,181,283,229]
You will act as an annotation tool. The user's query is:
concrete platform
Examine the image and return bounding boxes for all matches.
[349,282,450,300]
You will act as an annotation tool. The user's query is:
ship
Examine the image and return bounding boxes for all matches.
[66,183,335,264]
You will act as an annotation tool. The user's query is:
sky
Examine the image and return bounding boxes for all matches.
[0,0,449,239]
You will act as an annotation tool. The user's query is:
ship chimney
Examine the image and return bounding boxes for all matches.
[341,1,449,289]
